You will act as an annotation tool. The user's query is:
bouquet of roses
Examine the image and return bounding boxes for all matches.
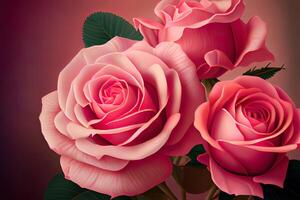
[39,0,300,199]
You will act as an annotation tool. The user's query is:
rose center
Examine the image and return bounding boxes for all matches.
[100,78,127,105]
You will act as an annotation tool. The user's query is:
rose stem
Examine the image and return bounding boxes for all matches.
[158,182,178,200]
[205,185,219,200]
[181,186,187,200]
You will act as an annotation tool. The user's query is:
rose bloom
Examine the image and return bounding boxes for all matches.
[194,76,300,198]
[39,37,205,197]
[134,0,274,79]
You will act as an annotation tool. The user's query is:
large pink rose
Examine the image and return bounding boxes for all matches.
[194,76,300,198]
[39,37,205,197]
[134,0,274,79]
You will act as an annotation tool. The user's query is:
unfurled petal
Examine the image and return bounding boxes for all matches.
[209,157,263,198]
[60,155,172,197]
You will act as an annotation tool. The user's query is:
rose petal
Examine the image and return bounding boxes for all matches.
[211,109,245,141]
[209,156,263,198]
[163,125,204,156]
[39,91,129,171]
[154,42,205,145]
[194,102,222,150]
[253,155,289,187]
[218,141,277,175]
[232,17,274,66]
[60,155,172,198]
[75,113,180,160]
[58,37,136,112]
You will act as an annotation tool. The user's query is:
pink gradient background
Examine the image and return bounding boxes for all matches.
[1,0,300,199]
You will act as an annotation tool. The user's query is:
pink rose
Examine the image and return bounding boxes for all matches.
[134,0,274,79]
[194,76,300,198]
[39,37,205,197]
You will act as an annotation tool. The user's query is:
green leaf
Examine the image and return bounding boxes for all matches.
[242,63,285,80]
[136,186,169,200]
[45,173,130,200]
[218,192,252,200]
[187,144,206,167]
[83,12,143,47]
[219,192,234,200]
[260,160,300,200]
[202,78,220,93]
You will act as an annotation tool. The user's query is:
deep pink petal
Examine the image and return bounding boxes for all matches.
[75,113,180,160]
[209,157,263,198]
[253,155,289,187]
[232,17,274,67]
[194,102,222,150]
[163,126,204,156]
[218,141,277,175]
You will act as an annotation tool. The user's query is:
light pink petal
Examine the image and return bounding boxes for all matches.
[72,64,105,107]
[209,157,263,198]
[95,53,144,89]
[158,26,186,42]
[58,37,136,112]
[210,109,245,141]
[54,111,71,137]
[126,40,155,53]
[172,0,245,29]
[64,86,78,121]
[75,113,180,160]
[253,155,289,187]
[74,105,95,128]
[154,0,179,19]
[135,63,169,109]
[39,91,129,171]
[197,50,234,79]
[232,17,274,67]
[125,52,171,108]
[209,81,243,118]
[133,18,161,47]
[200,0,232,13]
[60,155,172,198]
[92,64,142,92]
[211,109,245,141]
[155,42,205,145]
[163,126,204,156]
[66,121,144,140]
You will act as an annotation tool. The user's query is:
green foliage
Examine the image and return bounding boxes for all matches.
[219,192,235,200]
[202,78,220,93]
[243,63,285,80]
[187,144,206,167]
[219,160,300,200]
[45,173,130,200]
[260,160,300,200]
[136,186,169,200]
[83,12,143,47]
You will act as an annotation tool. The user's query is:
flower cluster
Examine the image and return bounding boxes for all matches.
[40,0,300,199]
